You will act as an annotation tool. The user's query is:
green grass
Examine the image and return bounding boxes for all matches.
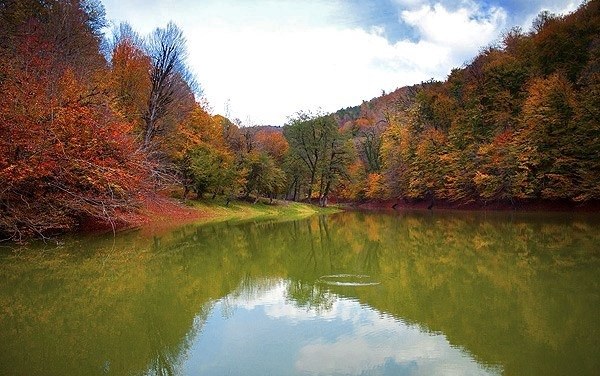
[186,198,341,225]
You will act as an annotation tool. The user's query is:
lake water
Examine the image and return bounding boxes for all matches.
[1,210,599,375]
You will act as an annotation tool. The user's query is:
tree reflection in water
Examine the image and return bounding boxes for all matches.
[0,211,598,375]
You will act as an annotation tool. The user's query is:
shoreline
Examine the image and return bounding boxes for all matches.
[72,195,600,238]
[78,194,340,236]
[337,198,600,213]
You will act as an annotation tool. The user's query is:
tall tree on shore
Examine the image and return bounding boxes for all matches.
[284,112,352,205]
[108,21,199,187]
[141,22,198,150]
[108,23,151,128]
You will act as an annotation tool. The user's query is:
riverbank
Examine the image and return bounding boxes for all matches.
[184,197,341,225]
[80,194,340,235]
[342,198,600,213]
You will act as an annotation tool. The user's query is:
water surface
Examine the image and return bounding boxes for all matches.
[1,211,599,375]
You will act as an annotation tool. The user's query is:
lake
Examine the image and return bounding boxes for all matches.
[1,210,599,375]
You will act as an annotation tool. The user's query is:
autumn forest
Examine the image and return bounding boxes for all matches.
[1,0,599,239]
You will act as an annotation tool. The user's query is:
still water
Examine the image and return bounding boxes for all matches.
[0,211,599,375]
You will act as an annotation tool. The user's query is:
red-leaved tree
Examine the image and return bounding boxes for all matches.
[0,22,148,240]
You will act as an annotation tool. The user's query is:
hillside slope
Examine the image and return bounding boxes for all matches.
[330,1,600,207]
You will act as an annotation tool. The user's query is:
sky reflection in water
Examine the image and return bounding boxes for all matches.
[183,280,500,376]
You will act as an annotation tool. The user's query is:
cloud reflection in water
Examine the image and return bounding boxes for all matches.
[183,280,501,375]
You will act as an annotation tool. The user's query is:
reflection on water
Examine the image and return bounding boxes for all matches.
[185,280,499,376]
[0,211,599,375]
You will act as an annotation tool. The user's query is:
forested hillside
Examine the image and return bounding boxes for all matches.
[1,1,598,239]
[332,1,600,205]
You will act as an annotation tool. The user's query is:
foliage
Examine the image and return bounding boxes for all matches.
[255,130,289,164]
[0,19,147,239]
[0,1,206,239]
[184,144,237,198]
[243,151,286,200]
[342,2,600,205]
[283,112,354,205]
[108,30,151,128]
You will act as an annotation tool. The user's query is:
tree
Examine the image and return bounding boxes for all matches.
[142,22,197,150]
[353,117,384,173]
[282,153,309,201]
[0,30,147,239]
[573,37,600,201]
[380,115,415,199]
[365,173,386,199]
[243,151,286,202]
[317,131,354,206]
[107,21,199,190]
[216,115,245,154]
[473,131,519,201]
[255,130,289,164]
[515,73,579,200]
[185,144,237,199]
[409,128,448,200]
[108,24,151,128]
[283,112,342,202]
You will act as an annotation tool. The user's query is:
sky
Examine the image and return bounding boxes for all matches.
[101,0,580,126]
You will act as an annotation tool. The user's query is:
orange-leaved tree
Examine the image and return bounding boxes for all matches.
[164,104,239,199]
[108,27,152,129]
[0,25,148,240]
[254,130,289,164]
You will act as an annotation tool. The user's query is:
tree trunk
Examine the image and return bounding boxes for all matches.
[318,172,325,200]
[307,170,316,202]
[293,178,299,201]
[319,180,331,207]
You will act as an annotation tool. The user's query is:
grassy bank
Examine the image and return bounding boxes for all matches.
[120,194,342,236]
[188,199,341,224]
[39,195,343,241]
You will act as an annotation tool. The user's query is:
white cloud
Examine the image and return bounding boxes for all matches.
[294,322,500,376]
[101,0,512,125]
[188,19,497,125]
[401,2,508,62]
